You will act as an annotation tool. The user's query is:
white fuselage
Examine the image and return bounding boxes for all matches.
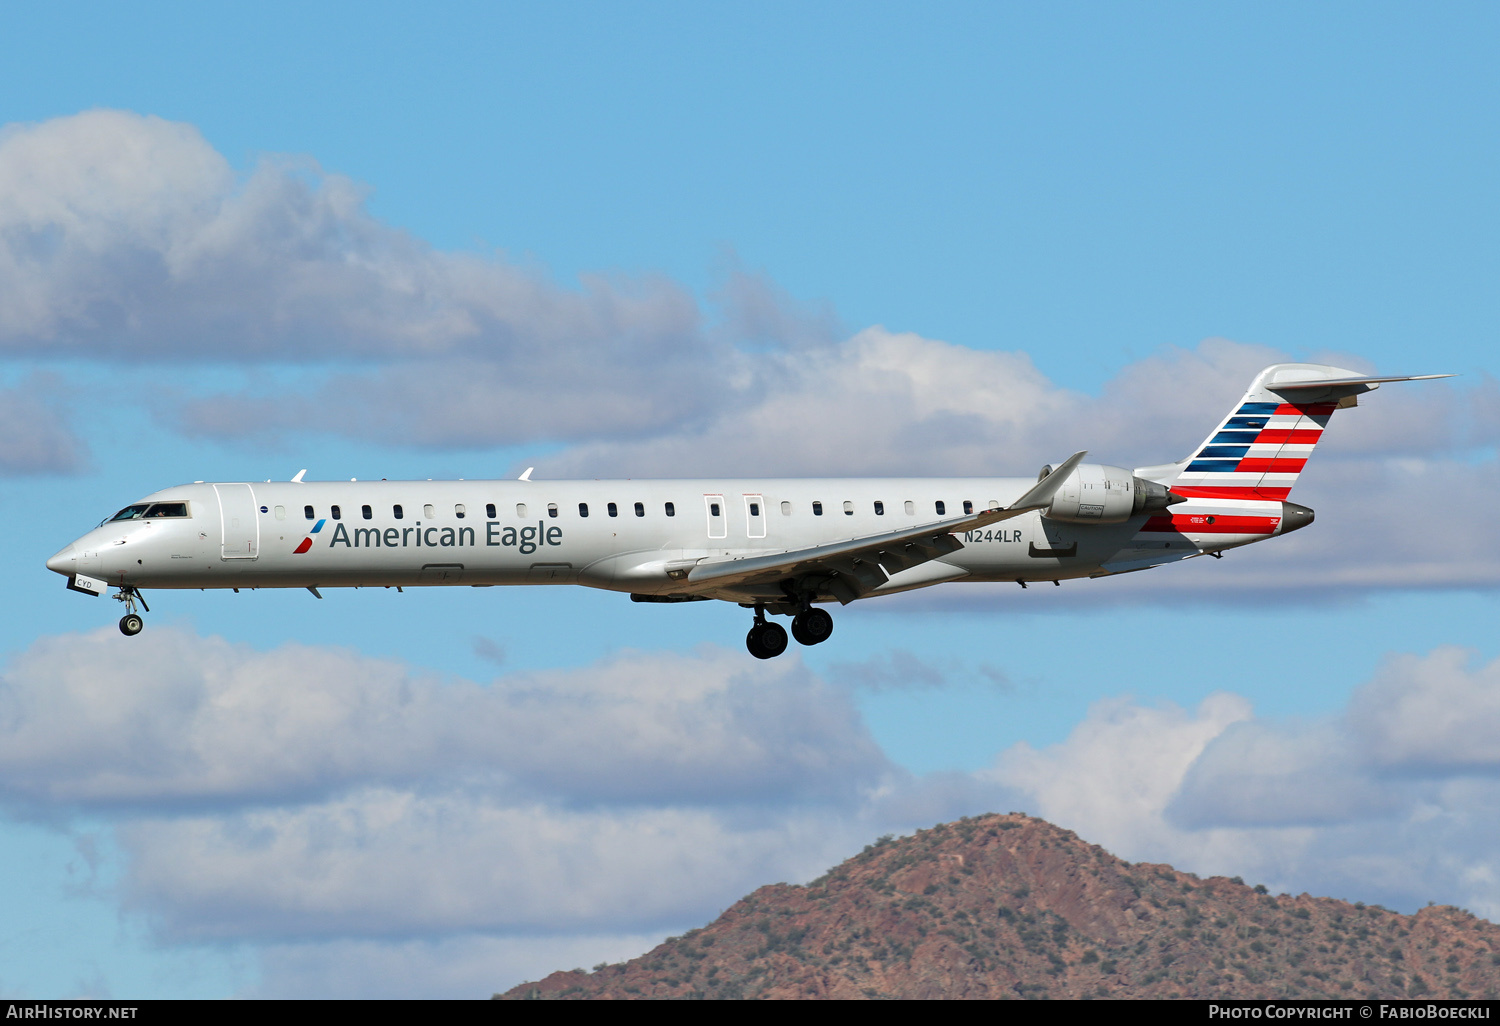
[48,477,1284,606]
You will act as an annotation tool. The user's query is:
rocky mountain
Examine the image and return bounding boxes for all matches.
[497,813,1500,1000]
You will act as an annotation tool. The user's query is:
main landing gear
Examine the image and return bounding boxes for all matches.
[791,607,833,647]
[115,586,148,636]
[746,606,787,660]
[745,604,835,659]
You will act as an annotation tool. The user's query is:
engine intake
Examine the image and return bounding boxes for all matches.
[1036,462,1183,524]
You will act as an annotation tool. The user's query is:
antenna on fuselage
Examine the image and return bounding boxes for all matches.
[518,467,534,481]
[291,469,307,483]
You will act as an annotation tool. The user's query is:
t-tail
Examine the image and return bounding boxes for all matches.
[1132,363,1451,549]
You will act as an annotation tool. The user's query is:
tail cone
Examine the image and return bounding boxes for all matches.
[1279,502,1315,535]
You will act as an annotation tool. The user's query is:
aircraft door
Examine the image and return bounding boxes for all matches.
[743,494,766,538]
[704,494,727,539]
[214,483,259,560]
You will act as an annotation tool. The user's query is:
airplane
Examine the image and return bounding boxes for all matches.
[46,363,1448,658]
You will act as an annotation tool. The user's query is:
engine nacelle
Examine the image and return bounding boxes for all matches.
[1036,462,1181,524]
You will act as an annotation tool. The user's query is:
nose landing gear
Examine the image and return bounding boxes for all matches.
[114,587,149,636]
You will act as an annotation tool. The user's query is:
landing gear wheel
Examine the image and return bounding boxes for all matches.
[746,621,789,660]
[791,607,834,646]
[119,614,143,636]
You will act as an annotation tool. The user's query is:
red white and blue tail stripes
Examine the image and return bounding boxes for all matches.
[1129,363,1365,545]
[1172,399,1333,502]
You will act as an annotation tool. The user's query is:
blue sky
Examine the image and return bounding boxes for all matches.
[2,1,1499,998]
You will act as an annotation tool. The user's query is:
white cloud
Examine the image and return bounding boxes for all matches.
[0,627,896,946]
[97,640,1500,961]
[9,624,1500,990]
[981,648,1500,920]
[0,110,726,443]
[119,794,863,940]
[983,691,1254,857]
[0,628,887,808]
[540,326,1085,478]
[1167,719,1400,827]
[1348,646,1500,771]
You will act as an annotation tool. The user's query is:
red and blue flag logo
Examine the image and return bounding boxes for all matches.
[293,519,326,554]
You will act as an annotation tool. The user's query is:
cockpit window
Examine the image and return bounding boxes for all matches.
[145,502,190,518]
[102,501,189,526]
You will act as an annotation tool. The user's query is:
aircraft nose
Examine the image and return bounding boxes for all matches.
[46,544,76,576]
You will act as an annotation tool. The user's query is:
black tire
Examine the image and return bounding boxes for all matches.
[746,621,789,659]
[119,614,143,637]
[791,607,834,646]
[758,621,788,658]
[746,625,767,659]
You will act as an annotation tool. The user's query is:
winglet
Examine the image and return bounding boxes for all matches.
[291,469,307,483]
[1009,451,1088,512]
[518,467,534,482]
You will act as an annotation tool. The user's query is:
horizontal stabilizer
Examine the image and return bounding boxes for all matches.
[1269,372,1453,398]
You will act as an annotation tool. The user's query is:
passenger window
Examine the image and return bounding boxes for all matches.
[843,501,854,515]
[904,500,914,515]
[394,505,404,520]
[813,501,823,516]
[305,505,315,520]
[274,506,286,520]
[548,503,558,518]
[963,500,974,515]
[516,503,527,517]
[579,502,589,517]
[935,500,946,516]
[781,501,791,515]
[608,502,618,517]
[665,502,675,517]
[748,502,759,517]
[455,504,465,518]
[634,502,645,517]
[424,504,435,519]
[362,505,373,520]
[331,505,341,521]
[874,501,884,515]
[486,504,496,519]
[710,503,720,517]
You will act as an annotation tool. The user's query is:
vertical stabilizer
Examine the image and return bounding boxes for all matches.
[1147,363,1372,501]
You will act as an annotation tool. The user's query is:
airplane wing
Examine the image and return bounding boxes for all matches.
[685,451,1088,603]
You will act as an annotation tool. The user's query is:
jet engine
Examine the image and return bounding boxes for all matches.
[1035,462,1182,524]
